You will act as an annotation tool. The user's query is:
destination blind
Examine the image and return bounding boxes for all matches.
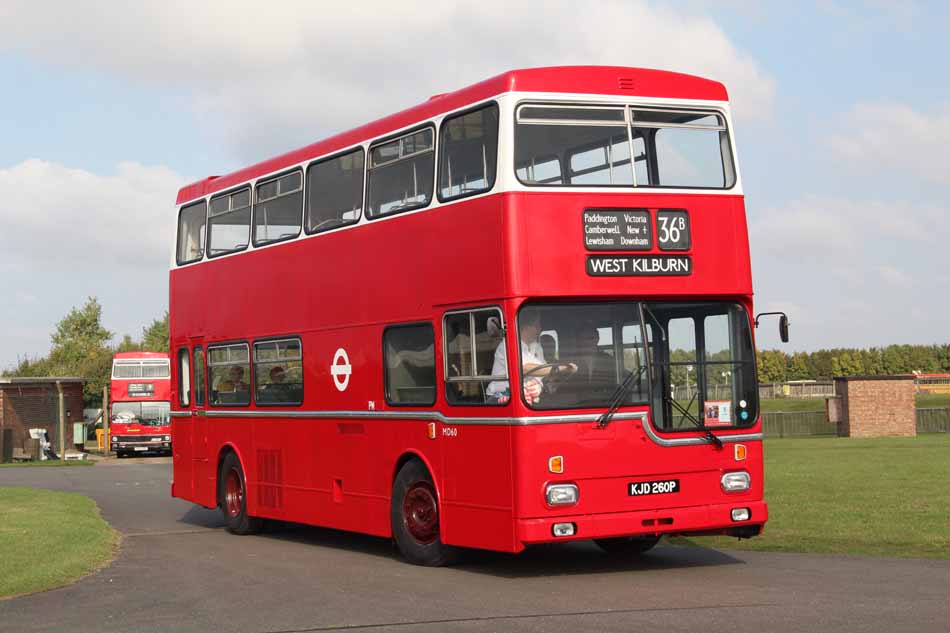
[583,209,652,250]
[586,255,692,276]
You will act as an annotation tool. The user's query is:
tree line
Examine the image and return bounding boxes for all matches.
[2,297,168,407]
[756,345,950,383]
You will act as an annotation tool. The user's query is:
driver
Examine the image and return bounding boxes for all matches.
[486,308,576,404]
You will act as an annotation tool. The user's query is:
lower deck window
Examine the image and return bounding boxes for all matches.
[384,324,436,406]
[444,308,507,405]
[209,343,251,406]
[253,338,303,405]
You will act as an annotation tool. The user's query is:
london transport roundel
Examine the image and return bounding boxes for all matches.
[331,348,352,392]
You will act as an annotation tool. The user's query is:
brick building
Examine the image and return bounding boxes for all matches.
[834,375,916,438]
[0,378,85,452]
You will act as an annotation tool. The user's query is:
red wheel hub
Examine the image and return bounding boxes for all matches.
[225,468,244,518]
[403,481,439,544]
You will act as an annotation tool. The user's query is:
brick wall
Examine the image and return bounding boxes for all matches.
[0,383,86,451]
[835,376,916,438]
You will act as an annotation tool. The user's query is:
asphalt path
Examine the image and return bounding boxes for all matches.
[2,460,949,633]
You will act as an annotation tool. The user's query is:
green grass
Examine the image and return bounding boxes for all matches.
[917,392,950,408]
[760,398,826,413]
[0,488,118,599]
[0,460,95,468]
[680,435,950,558]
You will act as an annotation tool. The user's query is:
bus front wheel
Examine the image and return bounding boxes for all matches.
[391,460,457,566]
[218,452,262,535]
[594,535,661,555]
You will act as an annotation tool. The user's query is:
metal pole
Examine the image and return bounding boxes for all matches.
[102,386,110,455]
[56,381,65,459]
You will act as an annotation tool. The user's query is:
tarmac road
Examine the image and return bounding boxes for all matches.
[1,460,948,633]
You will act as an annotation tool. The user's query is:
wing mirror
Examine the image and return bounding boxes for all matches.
[754,312,790,343]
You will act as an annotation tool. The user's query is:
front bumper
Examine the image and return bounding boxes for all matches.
[516,500,768,545]
[112,438,171,452]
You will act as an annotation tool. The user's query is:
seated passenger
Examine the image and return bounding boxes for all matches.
[573,327,616,386]
[217,366,250,393]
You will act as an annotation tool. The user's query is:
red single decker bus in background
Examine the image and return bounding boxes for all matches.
[110,352,172,457]
[170,66,779,565]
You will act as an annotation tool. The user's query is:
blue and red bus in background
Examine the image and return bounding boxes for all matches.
[110,352,172,457]
[170,66,779,565]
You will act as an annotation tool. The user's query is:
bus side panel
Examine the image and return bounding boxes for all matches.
[171,415,193,501]
[440,424,517,552]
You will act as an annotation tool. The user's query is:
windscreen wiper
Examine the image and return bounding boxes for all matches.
[596,365,646,429]
[659,367,723,450]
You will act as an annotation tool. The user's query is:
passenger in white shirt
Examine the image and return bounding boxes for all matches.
[486,308,575,404]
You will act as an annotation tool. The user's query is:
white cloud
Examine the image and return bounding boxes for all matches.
[829,102,950,185]
[0,159,183,367]
[749,194,948,350]
[749,195,942,263]
[878,265,913,288]
[0,1,775,161]
[0,160,184,270]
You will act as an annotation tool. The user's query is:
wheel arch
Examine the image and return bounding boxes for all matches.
[215,442,248,508]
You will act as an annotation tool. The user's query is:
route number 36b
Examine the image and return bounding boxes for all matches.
[657,211,690,250]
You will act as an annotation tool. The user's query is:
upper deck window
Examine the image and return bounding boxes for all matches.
[208,188,251,257]
[112,360,171,379]
[515,104,735,189]
[306,148,364,234]
[254,171,303,246]
[438,104,499,201]
[367,127,435,218]
[177,201,207,265]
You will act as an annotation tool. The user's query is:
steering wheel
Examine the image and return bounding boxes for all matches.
[523,362,577,382]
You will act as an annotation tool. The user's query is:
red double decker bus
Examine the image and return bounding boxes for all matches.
[110,352,172,457]
[170,66,774,565]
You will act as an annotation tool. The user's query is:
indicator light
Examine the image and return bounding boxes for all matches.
[426,422,436,440]
[734,444,747,461]
[548,455,564,474]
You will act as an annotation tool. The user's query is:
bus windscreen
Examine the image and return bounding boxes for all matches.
[517,301,757,429]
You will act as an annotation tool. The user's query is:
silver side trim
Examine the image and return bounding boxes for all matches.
[170,411,193,418]
[200,409,648,427]
[641,415,764,447]
[193,409,763,444]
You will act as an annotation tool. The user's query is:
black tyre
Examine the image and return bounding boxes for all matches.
[594,535,662,555]
[391,460,457,566]
[219,452,263,535]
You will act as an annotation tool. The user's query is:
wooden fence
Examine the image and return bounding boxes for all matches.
[761,411,835,438]
[759,408,950,437]
[916,408,950,433]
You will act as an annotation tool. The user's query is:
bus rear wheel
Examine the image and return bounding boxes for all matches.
[219,452,262,535]
[391,460,457,566]
[594,535,661,555]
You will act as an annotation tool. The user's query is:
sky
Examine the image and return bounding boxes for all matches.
[0,0,948,368]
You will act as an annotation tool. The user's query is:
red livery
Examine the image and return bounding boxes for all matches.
[170,66,768,565]
[110,352,172,457]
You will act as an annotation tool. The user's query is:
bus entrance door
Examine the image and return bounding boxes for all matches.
[191,342,214,506]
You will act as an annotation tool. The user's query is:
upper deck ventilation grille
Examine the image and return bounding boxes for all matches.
[618,77,636,91]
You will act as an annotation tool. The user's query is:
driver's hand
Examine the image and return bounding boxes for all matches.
[565,363,578,373]
[523,377,543,404]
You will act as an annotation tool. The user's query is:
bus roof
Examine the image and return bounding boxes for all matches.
[113,351,169,360]
[176,66,728,205]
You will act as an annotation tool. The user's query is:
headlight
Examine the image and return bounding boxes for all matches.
[721,471,751,492]
[164,435,171,441]
[545,484,578,506]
